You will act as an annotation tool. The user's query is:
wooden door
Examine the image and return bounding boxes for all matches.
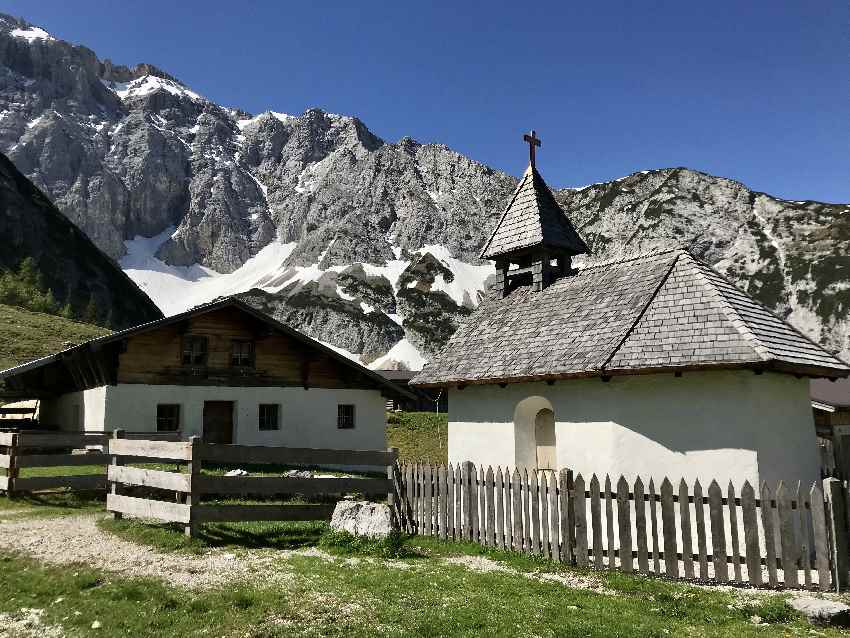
[535,408,556,470]
[203,401,234,444]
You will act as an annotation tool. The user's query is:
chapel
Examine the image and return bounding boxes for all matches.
[412,132,850,486]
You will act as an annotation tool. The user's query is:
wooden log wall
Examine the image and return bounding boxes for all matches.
[397,462,850,592]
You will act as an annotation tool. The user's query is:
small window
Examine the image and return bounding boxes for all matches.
[182,336,208,366]
[231,340,255,367]
[337,404,355,429]
[156,404,180,432]
[259,404,279,431]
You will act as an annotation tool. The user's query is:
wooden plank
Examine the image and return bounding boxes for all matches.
[761,481,779,587]
[504,467,513,551]
[19,433,107,448]
[471,463,480,543]
[0,433,14,446]
[106,493,191,524]
[574,473,588,567]
[0,454,11,469]
[708,480,728,583]
[825,478,850,591]
[590,474,603,569]
[548,471,559,563]
[741,481,762,587]
[634,476,649,574]
[404,463,414,533]
[438,465,448,540]
[455,463,462,542]
[530,470,541,555]
[522,469,532,554]
[462,462,472,541]
[17,453,110,468]
[486,466,496,548]
[798,482,811,589]
[424,464,433,537]
[777,482,799,588]
[110,439,192,461]
[417,464,425,536]
[727,482,742,583]
[476,465,490,547]
[649,479,661,575]
[679,479,694,579]
[0,476,7,491]
[617,476,633,572]
[496,467,506,550]
[446,463,455,541]
[604,475,615,569]
[661,478,678,578]
[109,465,191,492]
[810,482,831,591]
[197,475,391,496]
[193,503,336,523]
[540,471,550,560]
[558,469,571,564]
[14,475,106,492]
[512,468,523,552]
[693,480,708,579]
[196,443,397,467]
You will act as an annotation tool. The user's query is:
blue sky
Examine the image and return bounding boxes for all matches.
[5,0,848,202]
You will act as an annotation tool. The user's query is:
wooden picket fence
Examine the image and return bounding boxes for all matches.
[0,430,181,495]
[107,430,399,537]
[398,462,850,592]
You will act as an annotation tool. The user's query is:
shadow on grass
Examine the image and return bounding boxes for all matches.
[0,490,104,512]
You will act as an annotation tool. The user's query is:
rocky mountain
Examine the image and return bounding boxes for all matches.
[0,152,162,329]
[0,14,847,367]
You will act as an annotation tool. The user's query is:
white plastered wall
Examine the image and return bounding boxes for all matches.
[98,384,386,451]
[447,369,819,487]
[39,387,107,431]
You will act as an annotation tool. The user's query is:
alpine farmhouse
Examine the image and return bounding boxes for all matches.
[412,132,850,487]
[0,298,411,450]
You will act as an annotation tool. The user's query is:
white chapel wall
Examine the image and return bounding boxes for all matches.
[40,387,106,431]
[101,384,386,450]
[447,369,819,487]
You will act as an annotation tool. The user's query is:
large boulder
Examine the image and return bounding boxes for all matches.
[330,500,395,539]
[789,596,850,627]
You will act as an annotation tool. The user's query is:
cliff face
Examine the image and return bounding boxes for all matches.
[1,14,846,366]
[0,152,162,329]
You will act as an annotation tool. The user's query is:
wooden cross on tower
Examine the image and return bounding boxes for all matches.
[523,130,541,168]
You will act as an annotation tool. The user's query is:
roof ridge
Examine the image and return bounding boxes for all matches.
[478,167,532,259]
[599,251,682,371]
[576,247,683,272]
[685,255,772,362]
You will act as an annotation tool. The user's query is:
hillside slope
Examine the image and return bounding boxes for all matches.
[0,304,109,371]
[0,152,162,329]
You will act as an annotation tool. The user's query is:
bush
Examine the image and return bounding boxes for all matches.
[736,597,795,624]
[318,529,414,559]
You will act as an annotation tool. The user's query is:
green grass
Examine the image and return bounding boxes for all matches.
[386,411,448,464]
[0,303,108,371]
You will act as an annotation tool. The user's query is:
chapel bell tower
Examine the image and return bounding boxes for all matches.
[480,130,589,296]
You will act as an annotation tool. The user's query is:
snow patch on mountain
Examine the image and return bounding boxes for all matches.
[369,338,427,371]
[104,75,205,102]
[10,26,53,42]
[419,244,494,307]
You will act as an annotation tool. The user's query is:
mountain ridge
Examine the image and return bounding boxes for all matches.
[1,13,847,367]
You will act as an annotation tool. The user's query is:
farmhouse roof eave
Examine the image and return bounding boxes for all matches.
[410,359,850,390]
[0,297,416,401]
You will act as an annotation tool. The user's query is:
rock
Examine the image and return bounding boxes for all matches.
[224,469,248,477]
[789,596,850,627]
[330,500,395,539]
[91,620,102,629]
[283,470,312,478]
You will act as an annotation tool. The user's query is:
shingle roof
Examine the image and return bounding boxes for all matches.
[480,165,589,260]
[412,250,850,386]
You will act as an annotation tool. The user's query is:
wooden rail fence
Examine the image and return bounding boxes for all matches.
[0,430,182,495]
[398,462,850,592]
[106,430,399,537]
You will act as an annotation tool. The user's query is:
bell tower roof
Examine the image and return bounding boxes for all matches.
[480,131,588,261]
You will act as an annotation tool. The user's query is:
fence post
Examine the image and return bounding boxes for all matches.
[110,429,125,519]
[185,435,201,538]
[387,447,399,531]
[825,478,850,591]
[5,433,19,498]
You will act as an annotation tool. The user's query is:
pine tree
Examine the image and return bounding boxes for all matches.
[83,295,98,325]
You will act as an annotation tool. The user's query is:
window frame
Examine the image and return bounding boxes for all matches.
[258,403,280,431]
[181,335,208,366]
[156,404,181,432]
[231,339,255,368]
[337,404,356,429]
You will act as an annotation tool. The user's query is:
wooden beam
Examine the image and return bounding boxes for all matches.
[109,439,193,461]
[108,465,191,492]
[107,493,191,524]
